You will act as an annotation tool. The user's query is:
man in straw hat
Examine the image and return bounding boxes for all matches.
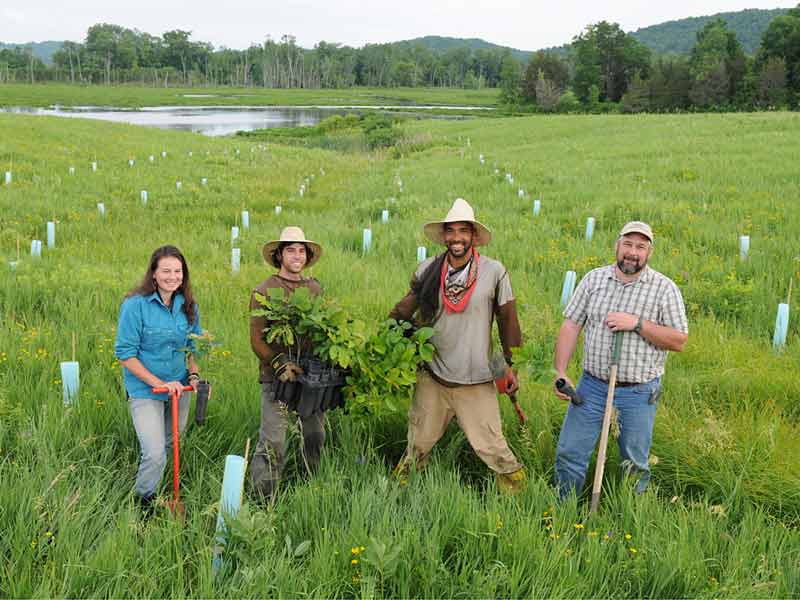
[553,221,688,499]
[389,198,527,493]
[249,226,324,501]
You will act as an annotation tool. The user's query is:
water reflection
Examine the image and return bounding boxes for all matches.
[3,106,348,136]
[2,104,483,136]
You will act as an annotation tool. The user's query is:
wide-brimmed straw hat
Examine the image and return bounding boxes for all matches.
[262,226,322,268]
[423,198,492,246]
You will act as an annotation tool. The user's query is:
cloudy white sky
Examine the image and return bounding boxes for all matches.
[1,1,797,50]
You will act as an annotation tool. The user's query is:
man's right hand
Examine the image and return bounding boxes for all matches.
[278,362,303,382]
[271,353,303,383]
[553,374,575,402]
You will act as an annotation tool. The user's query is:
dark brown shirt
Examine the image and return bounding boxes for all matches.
[250,274,323,382]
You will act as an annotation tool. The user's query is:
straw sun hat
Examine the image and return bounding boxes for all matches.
[423,198,492,246]
[262,226,322,268]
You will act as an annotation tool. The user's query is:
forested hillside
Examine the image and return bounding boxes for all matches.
[398,36,532,62]
[0,41,62,65]
[630,8,790,54]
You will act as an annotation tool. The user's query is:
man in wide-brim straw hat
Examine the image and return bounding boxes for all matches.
[389,198,527,493]
[249,226,324,502]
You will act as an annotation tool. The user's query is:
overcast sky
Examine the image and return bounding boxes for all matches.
[2,1,797,51]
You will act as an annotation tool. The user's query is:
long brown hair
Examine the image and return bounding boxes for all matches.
[412,251,447,324]
[126,245,197,324]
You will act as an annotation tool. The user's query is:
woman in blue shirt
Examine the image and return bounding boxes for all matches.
[115,245,202,513]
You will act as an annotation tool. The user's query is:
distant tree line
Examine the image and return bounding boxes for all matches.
[1,5,799,112]
[0,25,511,89]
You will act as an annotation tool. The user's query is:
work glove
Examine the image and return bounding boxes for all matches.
[399,320,419,339]
[271,353,304,383]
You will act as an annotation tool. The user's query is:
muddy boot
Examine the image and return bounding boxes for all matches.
[496,467,527,495]
[391,452,418,486]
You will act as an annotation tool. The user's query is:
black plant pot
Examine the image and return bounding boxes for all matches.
[195,379,212,425]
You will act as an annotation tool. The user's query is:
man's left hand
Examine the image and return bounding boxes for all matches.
[606,312,638,332]
[505,367,520,395]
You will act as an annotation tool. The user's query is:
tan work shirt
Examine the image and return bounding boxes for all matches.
[564,264,688,383]
[249,274,323,382]
[390,254,522,385]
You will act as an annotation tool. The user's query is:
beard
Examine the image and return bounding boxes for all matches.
[617,256,646,275]
[446,239,472,260]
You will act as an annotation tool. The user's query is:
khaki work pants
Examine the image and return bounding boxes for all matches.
[403,369,523,474]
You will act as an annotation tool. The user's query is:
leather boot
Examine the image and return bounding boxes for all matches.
[496,467,527,495]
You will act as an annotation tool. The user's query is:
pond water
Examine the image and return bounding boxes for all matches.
[2,104,486,136]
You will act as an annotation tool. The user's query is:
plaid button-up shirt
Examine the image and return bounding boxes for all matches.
[564,265,688,383]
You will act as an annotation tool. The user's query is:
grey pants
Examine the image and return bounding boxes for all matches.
[129,393,191,499]
[249,382,326,500]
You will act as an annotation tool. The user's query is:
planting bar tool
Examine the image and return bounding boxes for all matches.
[589,332,623,514]
[151,385,194,518]
[490,352,527,425]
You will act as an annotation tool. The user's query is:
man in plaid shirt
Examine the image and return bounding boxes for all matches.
[553,221,688,498]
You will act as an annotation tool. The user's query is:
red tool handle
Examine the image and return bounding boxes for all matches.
[494,372,528,425]
[151,385,194,509]
[151,385,194,395]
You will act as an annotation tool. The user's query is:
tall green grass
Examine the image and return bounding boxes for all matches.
[0,110,798,597]
[0,83,500,109]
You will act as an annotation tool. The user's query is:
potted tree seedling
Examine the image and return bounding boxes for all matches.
[252,287,351,417]
[182,330,222,425]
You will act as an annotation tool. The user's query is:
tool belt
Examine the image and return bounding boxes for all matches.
[274,356,348,418]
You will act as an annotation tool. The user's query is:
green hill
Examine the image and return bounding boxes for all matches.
[399,7,791,60]
[629,8,790,55]
[0,40,63,65]
[396,36,533,62]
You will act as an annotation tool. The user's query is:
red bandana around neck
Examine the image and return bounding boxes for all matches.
[440,248,480,313]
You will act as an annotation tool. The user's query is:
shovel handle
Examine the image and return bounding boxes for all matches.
[508,393,528,425]
[611,331,623,365]
[152,385,195,397]
[151,385,193,512]
[591,332,622,514]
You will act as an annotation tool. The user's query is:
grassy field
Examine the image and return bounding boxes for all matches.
[0,83,500,109]
[0,109,799,598]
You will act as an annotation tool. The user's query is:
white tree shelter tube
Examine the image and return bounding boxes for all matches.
[212,454,246,576]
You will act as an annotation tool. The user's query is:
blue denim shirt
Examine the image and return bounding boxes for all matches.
[115,292,201,401]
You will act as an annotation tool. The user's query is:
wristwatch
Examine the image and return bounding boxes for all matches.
[633,316,643,335]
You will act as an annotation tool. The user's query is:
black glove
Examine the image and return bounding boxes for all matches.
[399,321,419,339]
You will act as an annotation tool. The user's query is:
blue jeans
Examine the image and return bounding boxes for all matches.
[555,372,661,499]
[129,393,191,499]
